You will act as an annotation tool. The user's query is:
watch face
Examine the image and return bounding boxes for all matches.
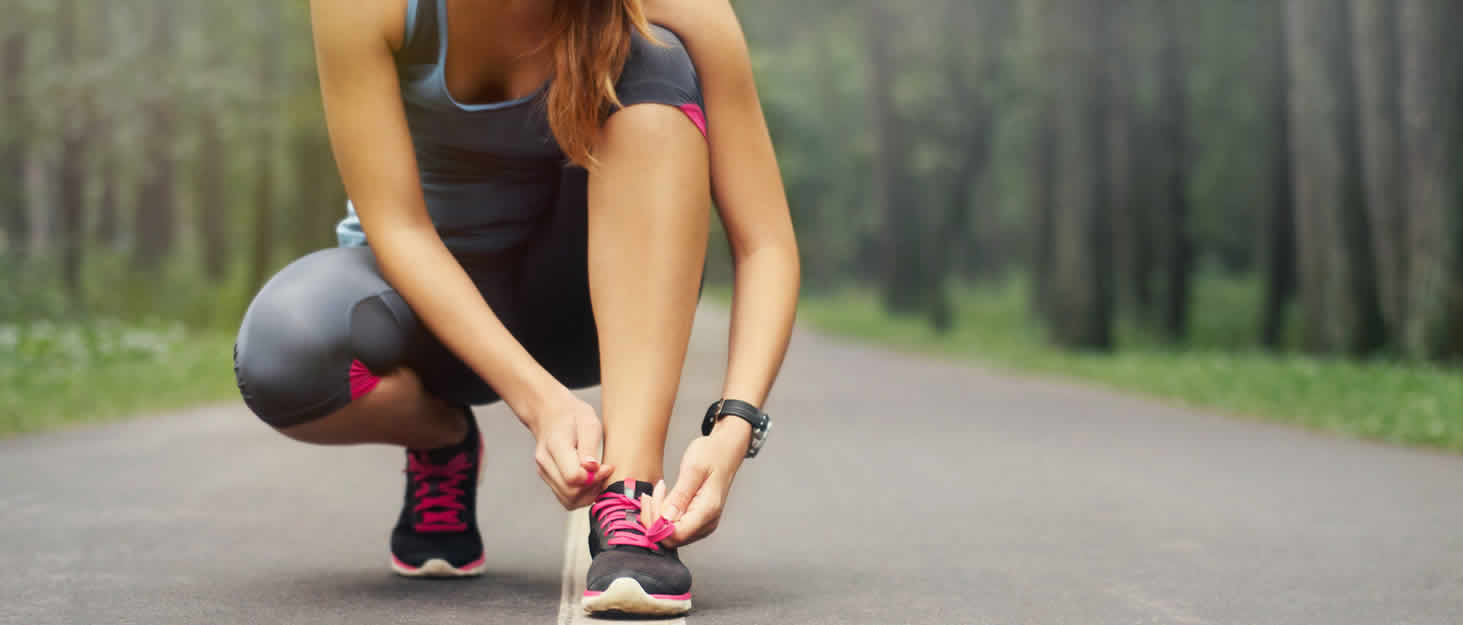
[748,416,770,457]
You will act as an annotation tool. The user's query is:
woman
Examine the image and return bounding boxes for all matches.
[232,0,798,617]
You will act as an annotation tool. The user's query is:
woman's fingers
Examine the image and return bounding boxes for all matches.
[666,493,717,546]
[663,461,708,524]
[581,457,600,484]
[590,462,615,494]
[538,452,613,510]
[574,415,604,484]
[641,479,668,527]
[546,427,588,487]
[531,399,611,508]
[537,438,589,509]
[662,467,724,548]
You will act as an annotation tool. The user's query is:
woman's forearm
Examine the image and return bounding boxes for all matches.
[370,222,563,424]
[721,244,800,408]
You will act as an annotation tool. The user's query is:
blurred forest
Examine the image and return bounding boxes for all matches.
[3,0,1461,363]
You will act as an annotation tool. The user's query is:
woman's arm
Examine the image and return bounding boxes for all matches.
[652,0,801,419]
[650,0,801,546]
[310,0,608,504]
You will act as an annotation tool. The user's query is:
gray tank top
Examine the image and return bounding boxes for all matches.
[336,0,564,254]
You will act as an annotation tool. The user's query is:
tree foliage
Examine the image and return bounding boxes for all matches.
[1,0,1458,362]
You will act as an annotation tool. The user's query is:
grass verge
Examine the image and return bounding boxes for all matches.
[792,280,1463,452]
[1,321,238,436]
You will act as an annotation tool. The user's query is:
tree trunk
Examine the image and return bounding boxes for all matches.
[1047,0,1113,350]
[248,139,277,295]
[1260,0,1297,348]
[57,0,87,296]
[1125,0,1157,321]
[1090,0,1116,348]
[1129,114,1157,320]
[1350,0,1407,342]
[1106,0,1140,316]
[249,4,283,294]
[1030,115,1057,322]
[57,144,86,295]
[322,157,348,247]
[134,3,177,270]
[1155,0,1192,342]
[1284,0,1385,354]
[925,0,1006,331]
[1397,0,1463,359]
[25,157,53,255]
[1,31,28,257]
[930,131,992,333]
[92,0,121,252]
[198,111,229,280]
[865,4,921,315]
[290,129,341,257]
[95,149,120,249]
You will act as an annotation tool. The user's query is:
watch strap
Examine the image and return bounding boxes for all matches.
[717,399,762,425]
[703,399,771,458]
[702,399,765,435]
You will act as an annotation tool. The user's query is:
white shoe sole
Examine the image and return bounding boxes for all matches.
[582,577,692,616]
[390,555,487,578]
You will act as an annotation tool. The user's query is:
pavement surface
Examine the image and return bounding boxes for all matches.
[3,308,1461,625]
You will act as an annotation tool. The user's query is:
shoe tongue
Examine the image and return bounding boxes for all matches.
[418,446,461,466]
[605,478,657,499]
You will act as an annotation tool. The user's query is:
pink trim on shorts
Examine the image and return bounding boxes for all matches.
[350,360,381,400]
[678,104,707,138]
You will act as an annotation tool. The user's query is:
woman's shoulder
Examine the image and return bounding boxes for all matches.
[643,0,751,71]
[645,0,726,38]
[311,0,409,54]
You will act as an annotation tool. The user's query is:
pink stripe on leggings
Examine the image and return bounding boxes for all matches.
[678,104,708,138]
[350,360,381,400]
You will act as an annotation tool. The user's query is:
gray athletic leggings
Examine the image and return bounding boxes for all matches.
[234,172,599,429]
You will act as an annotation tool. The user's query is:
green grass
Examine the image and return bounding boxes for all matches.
[0,252,254,436]
[793,278,1463,452]
[4,264,1456,450]
[0,321,238,436]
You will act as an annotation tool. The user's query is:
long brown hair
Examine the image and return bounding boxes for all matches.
[546,0,658,168]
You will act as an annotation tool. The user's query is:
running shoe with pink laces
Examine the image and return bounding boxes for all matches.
[389,408,486,577]
[582,479,692,616]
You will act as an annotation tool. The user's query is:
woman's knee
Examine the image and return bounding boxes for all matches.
[234,247,405,429]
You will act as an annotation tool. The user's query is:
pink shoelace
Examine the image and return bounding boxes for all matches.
[407,452,472,532]
[591,480,675,551]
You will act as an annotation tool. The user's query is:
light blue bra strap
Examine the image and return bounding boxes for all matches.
[402,0,419,50]
[336,200,367,248]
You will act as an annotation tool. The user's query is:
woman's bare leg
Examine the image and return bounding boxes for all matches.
[279,367,467,450]
[588,104,711,484]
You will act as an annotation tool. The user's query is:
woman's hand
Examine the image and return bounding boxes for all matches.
[524,388,615,509]
[659,418,753,547]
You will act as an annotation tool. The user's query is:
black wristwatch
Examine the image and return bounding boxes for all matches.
[702,399,772,458]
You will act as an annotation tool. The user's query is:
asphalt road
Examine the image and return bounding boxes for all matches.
[3,308,1461,625]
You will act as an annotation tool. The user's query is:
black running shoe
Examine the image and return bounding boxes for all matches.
[389,408,485,577]
[582,479,692,616]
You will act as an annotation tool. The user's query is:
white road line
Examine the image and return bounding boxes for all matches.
[556,510,582,625]
[558,509,686,625]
